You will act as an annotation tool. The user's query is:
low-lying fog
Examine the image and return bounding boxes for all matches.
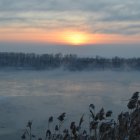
[0,70,140,139]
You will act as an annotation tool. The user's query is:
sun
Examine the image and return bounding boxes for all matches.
[62,31,90,45]
[67,33,87,45]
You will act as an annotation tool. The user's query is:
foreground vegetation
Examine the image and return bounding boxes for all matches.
[21,92,140,140]
[1,52,140,70]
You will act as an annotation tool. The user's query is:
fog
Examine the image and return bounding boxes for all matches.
[0,42,140,58]
[0,70,140,139]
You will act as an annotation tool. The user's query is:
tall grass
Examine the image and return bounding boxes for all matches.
[21,92,140,140]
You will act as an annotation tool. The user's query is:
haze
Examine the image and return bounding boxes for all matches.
[0,0,140,53]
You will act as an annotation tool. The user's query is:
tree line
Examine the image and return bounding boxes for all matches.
[0,52,140,71]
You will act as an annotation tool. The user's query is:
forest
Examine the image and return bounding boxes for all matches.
[0,52,140,71]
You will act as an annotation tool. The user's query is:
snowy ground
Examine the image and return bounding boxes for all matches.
[0,70,140,139]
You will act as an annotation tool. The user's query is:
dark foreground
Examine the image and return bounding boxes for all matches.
[21,92,140,140]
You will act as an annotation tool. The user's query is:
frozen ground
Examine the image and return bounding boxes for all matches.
[0,70,140,139]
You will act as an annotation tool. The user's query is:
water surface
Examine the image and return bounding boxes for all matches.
[0,70,140,139]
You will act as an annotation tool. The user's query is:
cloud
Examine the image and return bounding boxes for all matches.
[0,0,140,35]
[101,2,140,22]
[0,0,109,12]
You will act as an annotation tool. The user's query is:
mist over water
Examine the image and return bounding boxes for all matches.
[0,70,140,139]
[0,42,140,58]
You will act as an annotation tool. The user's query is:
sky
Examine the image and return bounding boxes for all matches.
[0,0,140,56]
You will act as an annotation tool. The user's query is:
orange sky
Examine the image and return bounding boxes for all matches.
[0,28,140,45]
[0,1,140,46]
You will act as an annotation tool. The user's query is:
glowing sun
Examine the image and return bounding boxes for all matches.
[62,31,90,45]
